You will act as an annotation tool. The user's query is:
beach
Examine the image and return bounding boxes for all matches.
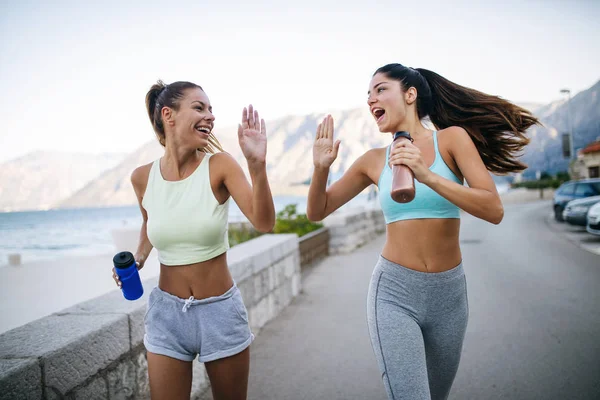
[0,187,543,334]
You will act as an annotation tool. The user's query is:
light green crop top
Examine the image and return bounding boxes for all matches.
[142,154,230,265]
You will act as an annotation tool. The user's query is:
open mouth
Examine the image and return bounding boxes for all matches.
[195,125,211,137]
[372,108,385,123]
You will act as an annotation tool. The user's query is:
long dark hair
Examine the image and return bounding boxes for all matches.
[374,64,539,174]
[145,80,223,153]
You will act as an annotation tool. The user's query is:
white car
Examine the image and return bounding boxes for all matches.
[587,201,600,236]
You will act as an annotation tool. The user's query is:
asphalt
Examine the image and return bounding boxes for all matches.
[201,201,600,400]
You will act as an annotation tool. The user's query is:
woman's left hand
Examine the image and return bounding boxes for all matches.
[389,140,433,183]
[238,104,267,165]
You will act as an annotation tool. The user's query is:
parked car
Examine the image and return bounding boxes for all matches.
[562,196,600,226]
[553,178,600,221]
[587,201,600,236]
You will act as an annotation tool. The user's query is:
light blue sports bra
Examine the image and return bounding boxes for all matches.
[378,131,463,224]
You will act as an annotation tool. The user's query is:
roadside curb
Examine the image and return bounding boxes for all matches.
[544,213,600,256]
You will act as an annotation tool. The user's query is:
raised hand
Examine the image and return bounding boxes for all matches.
[313,115,341,169]
[238,104,267,164]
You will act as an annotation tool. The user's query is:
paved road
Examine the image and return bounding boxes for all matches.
[202,201,600,400]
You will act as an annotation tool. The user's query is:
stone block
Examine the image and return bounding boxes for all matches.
[134,351,150,399]
[268,292,278,320]
[251,250,273,275]
[191,362,209,397]
[237,279,255,309]
[62,279,158,349]
[252,273,264,304]
[228,257,253,283]
[291,273,301,297]
[0,358,41,400]
[270,242,284,263]
[71,375,108,400]
[0,313,129,396]
[249,296,270,332]
[268,265,276,291]
[283,255,296,279]
[107,359,136,399]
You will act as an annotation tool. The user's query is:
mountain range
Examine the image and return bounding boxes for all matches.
[0,152,124,212]
[1,79,598,212]
[520,80,600,178]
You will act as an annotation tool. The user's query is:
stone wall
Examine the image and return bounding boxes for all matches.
[324,208,385,254]
[298,227,330,268]
[0,234,300,400]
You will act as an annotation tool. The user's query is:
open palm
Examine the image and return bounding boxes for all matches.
[313,115,340,168]
[238,104,267,164]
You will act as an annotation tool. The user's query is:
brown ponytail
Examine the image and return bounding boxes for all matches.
[374,64,540,174]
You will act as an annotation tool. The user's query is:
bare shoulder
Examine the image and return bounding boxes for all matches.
[358,147,385,166]
[438,126,477,155]
[353,147,386,183]
[209,151,237,166]
[366,147,386,159]
[131,162,153,189]
[438,126,472,146]
[208,151,239,175]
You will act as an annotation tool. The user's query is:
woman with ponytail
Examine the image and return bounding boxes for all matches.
[307,64,538,399]
[112,80,275,400]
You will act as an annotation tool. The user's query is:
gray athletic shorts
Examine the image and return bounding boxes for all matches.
[143,283,254,363]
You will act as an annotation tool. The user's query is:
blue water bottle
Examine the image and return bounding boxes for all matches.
[113,251,144,301]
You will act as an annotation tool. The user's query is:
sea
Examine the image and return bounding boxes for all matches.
[0,195,372,267]
[0,183,510,268]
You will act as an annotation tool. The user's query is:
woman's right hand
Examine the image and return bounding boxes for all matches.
[112,267,122,289]
[313,115,341,169]
[112,257,144,288]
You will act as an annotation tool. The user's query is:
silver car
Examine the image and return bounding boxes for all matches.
[562,196,600,226]
[587,201,600,236]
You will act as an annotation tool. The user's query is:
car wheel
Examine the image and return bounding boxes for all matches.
[554,205,564,222]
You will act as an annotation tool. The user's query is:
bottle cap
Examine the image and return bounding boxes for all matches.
[393,131,413,142]
[113,251,135,269]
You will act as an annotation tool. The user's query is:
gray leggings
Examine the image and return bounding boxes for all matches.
[367,256,469,400]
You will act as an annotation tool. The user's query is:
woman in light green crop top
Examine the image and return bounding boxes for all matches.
[307,64,539,399]
[112,80,275,400]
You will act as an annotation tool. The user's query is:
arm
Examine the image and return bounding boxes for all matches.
[113,165,153,288]
[391,126,503,224]
[216,153,275,232]
[220,104,275,232]
[307,115,373,221]
[130,165,154,267]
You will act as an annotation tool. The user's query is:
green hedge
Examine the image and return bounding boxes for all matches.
[273,204,323,236]
[510,172,570,190]
[228,225,262,247]
[511,179,564,189]
[228,203,323,246]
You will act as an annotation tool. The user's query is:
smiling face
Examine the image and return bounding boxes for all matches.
[162,88,215,149]
[367,72,417,133]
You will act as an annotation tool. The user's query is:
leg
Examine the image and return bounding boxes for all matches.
[204,348,250,400]
[367,271,431,400]
[147,351,193,400]
[423,277,469,400]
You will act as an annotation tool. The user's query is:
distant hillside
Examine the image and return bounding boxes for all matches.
[520,80,600,177]
[5,80,598,211]
[59,108,391,208]
[0,151,125,212]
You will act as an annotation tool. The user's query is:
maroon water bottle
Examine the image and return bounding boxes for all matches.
[390,131,416,203]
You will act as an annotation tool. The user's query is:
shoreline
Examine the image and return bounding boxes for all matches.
[0,190,556,334]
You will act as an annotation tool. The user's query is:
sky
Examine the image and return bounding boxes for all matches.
[0,0,599,163]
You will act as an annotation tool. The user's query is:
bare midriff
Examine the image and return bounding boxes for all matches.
[381,218,462,273]
[158,253,234,299]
